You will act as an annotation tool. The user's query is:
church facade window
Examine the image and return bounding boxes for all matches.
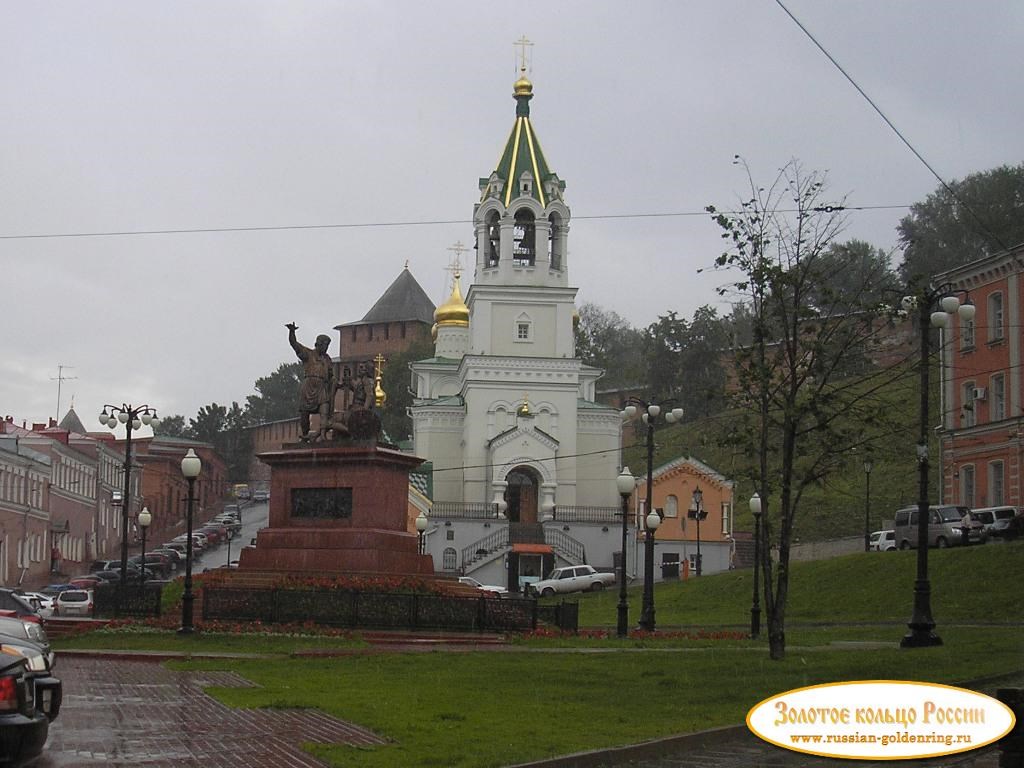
[515,314,533,342]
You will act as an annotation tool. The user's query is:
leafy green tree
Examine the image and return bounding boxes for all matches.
[380,336,434,445]
[574,302,645,392]
[898,163,1024,282]
[152,414,189,438]
[808,239,897,313]
[245,362,302,424]
[188,403,228,445]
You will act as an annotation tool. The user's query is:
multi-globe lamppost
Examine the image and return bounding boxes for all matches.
[622,399,683,632]
[100,403,160,590]
[615,466,635,638]
[900,285,974,648]
[179,448,202,635]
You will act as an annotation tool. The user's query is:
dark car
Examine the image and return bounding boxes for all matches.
[0,635,61,722]
[0,650,49,765]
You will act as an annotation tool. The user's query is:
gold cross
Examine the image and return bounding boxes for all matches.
[445,241,467,285]
[374,353,387,378]
[514,35,533,73]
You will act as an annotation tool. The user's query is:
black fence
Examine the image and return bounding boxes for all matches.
[202,587,578,633]
[93,583,164,618]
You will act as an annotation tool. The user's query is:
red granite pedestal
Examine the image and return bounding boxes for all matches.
[237,442,434,577]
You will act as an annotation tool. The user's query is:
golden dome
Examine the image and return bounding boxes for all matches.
[513,71,533,98]
[434,272,469,327]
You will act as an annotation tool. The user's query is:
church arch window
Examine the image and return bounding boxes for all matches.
[514,312,533,343]
[513,209,536,266]
[442,547,457,572]
[548,212,563,270]
[486,210,500,266]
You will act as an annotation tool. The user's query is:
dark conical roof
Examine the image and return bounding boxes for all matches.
[359,267,436,324]
[58,407,86,435]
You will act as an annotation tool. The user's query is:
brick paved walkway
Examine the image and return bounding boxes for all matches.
[35,657,386,767]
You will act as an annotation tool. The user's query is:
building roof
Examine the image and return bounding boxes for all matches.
[337,266,436,328]
[482,69,562,208]
[58,407,87,435]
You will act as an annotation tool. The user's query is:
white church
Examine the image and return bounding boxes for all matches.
[409,66,628,592]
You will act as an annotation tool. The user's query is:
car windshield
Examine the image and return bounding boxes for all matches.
[938,508,964,522]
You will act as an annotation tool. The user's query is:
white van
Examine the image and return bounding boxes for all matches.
[893,505,970,549]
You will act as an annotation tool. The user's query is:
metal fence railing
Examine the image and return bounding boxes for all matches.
[93,583,163,618]
[201,587,578,633]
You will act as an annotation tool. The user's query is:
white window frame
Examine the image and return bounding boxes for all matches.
[960,464,976,507]
[988,292,1005,342]
[962,381,976,428]
[514,313,533,343]
[991,373,1006,421]
[989,461,1005,506]
[664,495,678,518]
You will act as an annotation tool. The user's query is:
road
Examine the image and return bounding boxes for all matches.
[198,500,269,572]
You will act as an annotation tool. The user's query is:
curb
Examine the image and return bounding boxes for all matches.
[505,724,750,768]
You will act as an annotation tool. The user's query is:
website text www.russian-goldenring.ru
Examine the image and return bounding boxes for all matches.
[790,732,973,748]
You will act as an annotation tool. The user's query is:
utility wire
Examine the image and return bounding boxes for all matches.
[0,204,910,242]
[774,0,1013,255]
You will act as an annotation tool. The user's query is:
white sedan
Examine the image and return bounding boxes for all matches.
[458,577,508,596]
[527,565,616,597]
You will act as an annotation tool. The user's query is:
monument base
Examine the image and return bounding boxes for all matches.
[238,441,433,577]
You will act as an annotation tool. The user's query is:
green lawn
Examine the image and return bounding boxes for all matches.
[57,540,1024,767]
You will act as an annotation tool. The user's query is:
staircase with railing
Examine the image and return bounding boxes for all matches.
[460,522,589,572]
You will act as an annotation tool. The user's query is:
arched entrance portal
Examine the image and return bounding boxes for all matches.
[505,467,540,524]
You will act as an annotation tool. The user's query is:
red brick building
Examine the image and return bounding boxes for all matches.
[937,242,1024,507]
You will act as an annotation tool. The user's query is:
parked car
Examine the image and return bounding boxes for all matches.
[527,565,616,597]
[87,559,120,573]
[458,577,508,596]
[971,506,1018,538]
[994,511,1024,541]
[53,590,94,618]
[0,635,61,722]
[253,489,269,502]
[893,505,974,548]
[68,576,103,589]
[150,548,183,567]
[0,617,50,657]
[17,594,54,619]
[869,530,896,551]
[0,650,49,765]
[0,590,40,622]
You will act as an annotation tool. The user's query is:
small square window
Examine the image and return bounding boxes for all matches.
[517,322,531,341]
[446,530,454,541]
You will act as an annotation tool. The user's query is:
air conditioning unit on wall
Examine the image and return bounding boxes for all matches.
[973,387,987,400]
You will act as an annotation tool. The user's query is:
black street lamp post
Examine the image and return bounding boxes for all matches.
[100,404,160,591]
[615,467,635,638]
[138,507,151,591]
[622,399,683,633]
[900,286,974,648]
[415,511,428,555]
[749,492,762,639]
[179,448,202,635]
[863,454,874,552]
[689,486,707,576]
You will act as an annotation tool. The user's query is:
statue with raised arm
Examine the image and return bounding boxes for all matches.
[286,323,336,441]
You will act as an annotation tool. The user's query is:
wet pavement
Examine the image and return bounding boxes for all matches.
[35,656,384,767]
[32,654,1018,768]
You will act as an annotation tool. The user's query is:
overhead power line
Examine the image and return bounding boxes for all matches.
[0,204,910,242]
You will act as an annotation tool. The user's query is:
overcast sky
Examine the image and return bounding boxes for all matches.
[3,1,1021,431]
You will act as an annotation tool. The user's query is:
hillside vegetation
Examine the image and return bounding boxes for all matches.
[576,538,1024,627]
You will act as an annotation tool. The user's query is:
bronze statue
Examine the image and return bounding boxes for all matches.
[286,323,335,441]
